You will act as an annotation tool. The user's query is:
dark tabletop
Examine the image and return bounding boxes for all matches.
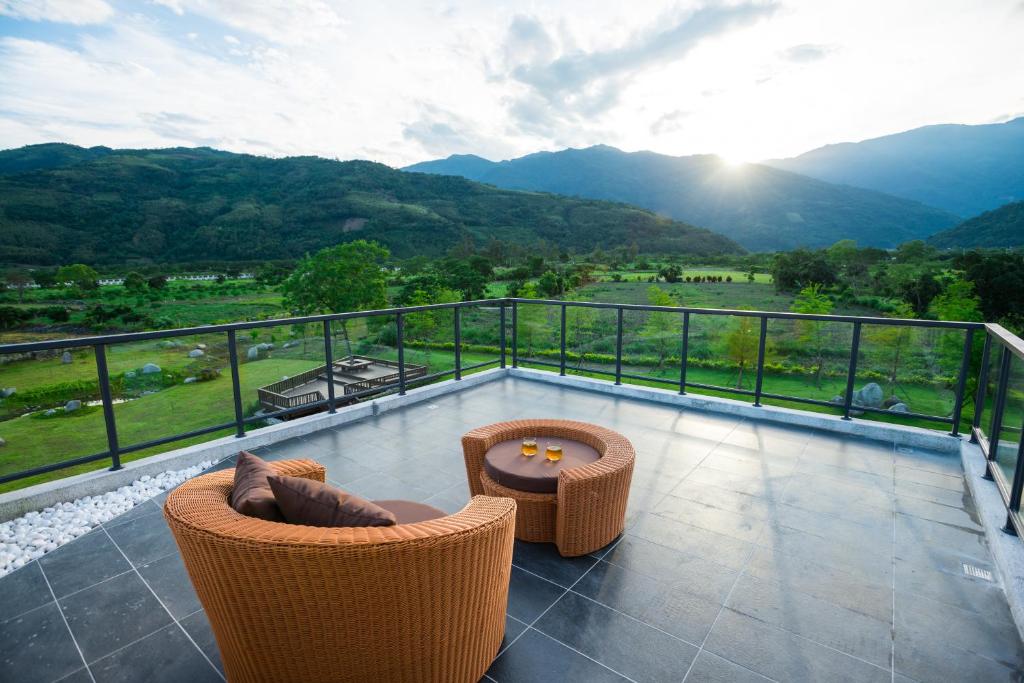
[483,437,601,493]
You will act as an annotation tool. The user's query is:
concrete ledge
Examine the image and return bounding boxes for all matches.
[510,367,962,453]
[0,368,506,521]
[961,441,1024,643]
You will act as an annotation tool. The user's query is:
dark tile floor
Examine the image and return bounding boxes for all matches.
[2,376,1023,682]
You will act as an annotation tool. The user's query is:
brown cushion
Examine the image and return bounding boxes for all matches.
[268,475,396,528]
[373,499,447,524]
[229,451,284,522]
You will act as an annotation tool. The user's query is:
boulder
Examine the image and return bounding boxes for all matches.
[188,349,204,358]
[184,377,198,384]
[282,341,299,349]
[195,343,207,350]
[44,409,57,416]
[124,370,136,379]
[61,351,72,364]
[141,363,161,374]
[0,437,5,448]
[1,387,15,398]
[64,400,81,413]
[888,403,909,413]
[853,382,883,409]
[883,396,901,409]
[247,346,261,361]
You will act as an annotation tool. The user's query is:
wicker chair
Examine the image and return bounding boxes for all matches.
[163,459,516,683]
[462,419,635,557]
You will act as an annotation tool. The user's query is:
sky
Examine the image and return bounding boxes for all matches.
[0,0,1022,167]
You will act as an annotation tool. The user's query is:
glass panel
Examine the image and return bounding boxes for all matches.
[761,317,853,412]
[0,346,107,492]
[684,313,737,394]
[619,307,682,388]
[110,332,234,453]
[460,303,503,371]
[514,302,559,369]
[995,353,1024,493]
[566,306,617,378]
[403,306,455,379]
[238,321,327,422]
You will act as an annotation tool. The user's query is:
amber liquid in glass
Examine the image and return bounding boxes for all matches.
[521,438,538,457]
[545,444,563,462]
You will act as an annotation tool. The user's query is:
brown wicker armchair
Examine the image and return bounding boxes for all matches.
[163,459,516,683]
[462,420,635,557]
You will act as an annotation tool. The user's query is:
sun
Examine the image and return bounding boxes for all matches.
[717,151,750,167]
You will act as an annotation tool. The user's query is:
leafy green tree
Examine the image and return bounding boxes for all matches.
[5,269,31,303]
[790,284,834,388]
[56,264,99,291]
[658,264,682,283]
[771,249,836,291]
[867,302,915,393]
[282,240,390,357]
[403,286,460,366]
[124,271,147,293]
[147,274,167,290]
[931,278,983,323]
[32,269,57,289]
[439,257,489,300]
[537,270,564,298]
[640,286,678,368]
[723,315,760,389]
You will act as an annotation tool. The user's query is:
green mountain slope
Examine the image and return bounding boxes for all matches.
[766,117,1024,217]
[405,145,959,251]
[929,201,1024,249]
[0,144,741,266]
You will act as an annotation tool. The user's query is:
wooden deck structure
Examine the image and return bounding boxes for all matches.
[257,356,427,414]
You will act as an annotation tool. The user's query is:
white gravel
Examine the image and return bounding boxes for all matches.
[0,460,215,577]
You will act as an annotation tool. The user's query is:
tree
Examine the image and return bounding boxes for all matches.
[770,249,836,291]
[147,275,167,290]
[403,286,460,366]
[32,269,57,289]
[438,257,489,300]
[747,269,755,284]
[867,302,915,394]
[790,284,834,388]
[658,264,682,283]
[124,272,147,293]
[537,270,564,298]
[5,269,31,303]
[640,287,677,368]
[896,270,942,316]
[724,315,760,389]
[56,264,99,291]
[957,251,1024,324]
[282,240,390,358]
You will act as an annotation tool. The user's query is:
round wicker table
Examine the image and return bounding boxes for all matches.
[462,419,635,557]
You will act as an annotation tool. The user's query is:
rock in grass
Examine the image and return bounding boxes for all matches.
[64,400,81,412]
[184,377,197,384]
[188,349,204,358]
[141,363,161,374]
[61,351,72,364]
[853,382,883,408]
[0,437,6,447]
[1,387,15,398]
[888,403,909,413]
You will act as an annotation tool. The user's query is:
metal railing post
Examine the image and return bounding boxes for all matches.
[454,307,462,380]
[322,321,337,413]
[94,344,121,471]
[679,311,690,395]
[499,302,507,369]
[559,304,567,376]
[227,330,246,435]
[842,321,862,420]
[753,316,768,407]
[972,333,992,441]
[985,348,1011,477]
[614,307,624,385]
[950,328,974,437]
[511,301,518,368]
[397,313,406,395]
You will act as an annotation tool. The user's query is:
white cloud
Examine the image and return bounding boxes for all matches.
[223,34,239,44]
[0,0,113,25]
[153,0,347,45]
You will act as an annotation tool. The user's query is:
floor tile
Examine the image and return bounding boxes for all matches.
[54,668,93,683]
[179,610,223,674]
[667,480,777,519]
[0,561,52,622]
[704,609,891,683]
[500,615,528,652]
[512,540,598,588]
[652,495,764,543]
[895,625,1024,683]
[726,573,893,668]
[506,566,565,623]
[59,571,172,663]
[573,560,722,645]
[599,535,738,603]
[104,514,178,568]
[756,521,893,584]
[487,628,628,682]
[628,513,753,570]
[342,472,433,502]
[0,602,84,683]
[894,552,1010,616]
[895,478,972,508]
[683,651,773,682]
[39,530,132,598]
[535,591,698,682]
[137,553,201,620]
[89,624,221,683]
[895,465,964,492]
[895,497,983,530]
[104,499,162,528]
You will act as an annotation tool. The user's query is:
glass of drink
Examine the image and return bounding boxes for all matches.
[521,438,538,457]
[545,443,563,462]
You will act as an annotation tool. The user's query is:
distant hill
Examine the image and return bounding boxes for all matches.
[405,145,958,252]
[929,201,1024,249]
[766,117,1024,217]
[0,143,741,266]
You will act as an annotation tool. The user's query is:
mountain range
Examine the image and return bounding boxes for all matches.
[765,117,1024,217]
[0,144,740,266]
[406,146,959,252]
[929,201,1024,249]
